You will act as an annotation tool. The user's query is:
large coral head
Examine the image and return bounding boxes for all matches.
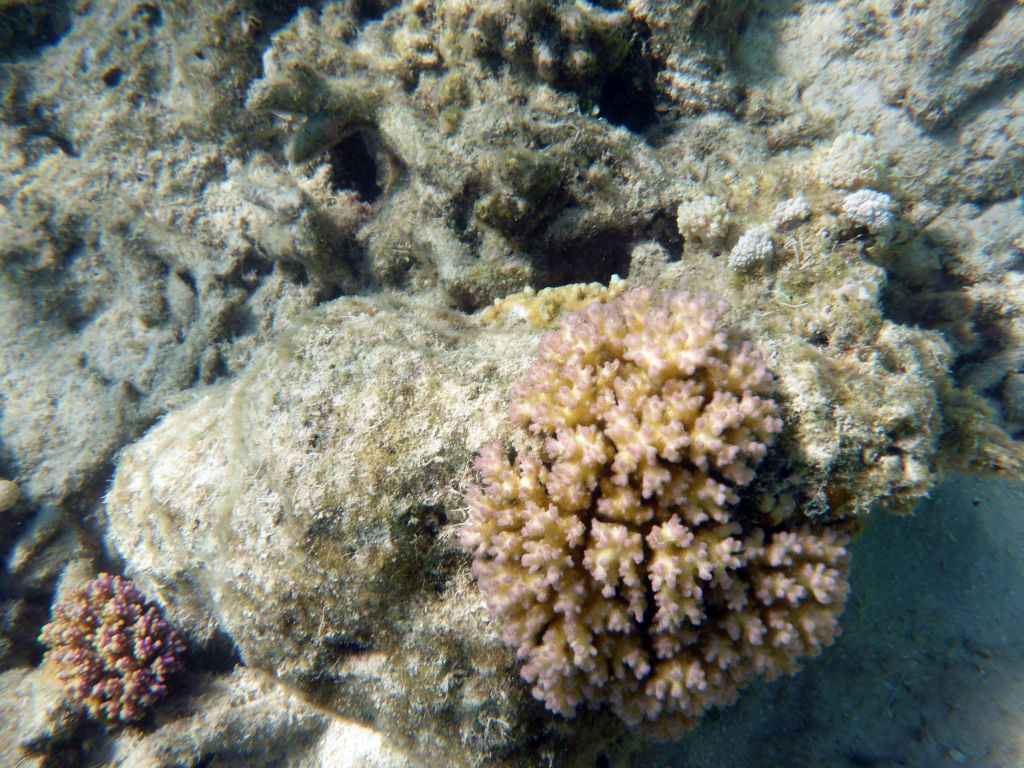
[462,288,849,737]
[40,573,186,724]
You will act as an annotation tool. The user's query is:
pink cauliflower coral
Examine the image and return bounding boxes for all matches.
[40,573,186,724]
[462,288,850,737]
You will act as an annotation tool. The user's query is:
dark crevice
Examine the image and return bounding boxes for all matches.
[28,118,77,157]
[175,268,198,294]
[249,0,308,36]
[0,0,75,61]
[355,0,395,23]
[955,0,1016,58]
[409,504,449,539]
[449,181,481,240]
[596,66,658,133]
[323,636,373,656]
[313,280,347,306]
[221,303,256,340]
[229,252,275,289]
[189,628,242,674]
[545,228,633,287]
[644,210,684,262]
[808,329,829,347]
[0,583,52,668]
[327,131,382,202]
[277,259,309,286]
[135,3,162,29]
[194,345,226,385]
[102,66,124,87]
[595,32,659,133]
[45,131,76,157]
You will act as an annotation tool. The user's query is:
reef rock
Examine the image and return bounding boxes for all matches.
[105,294,618,767]
[104,270,1017,762]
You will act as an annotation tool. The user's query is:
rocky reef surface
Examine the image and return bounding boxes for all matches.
[1,0,1022,766]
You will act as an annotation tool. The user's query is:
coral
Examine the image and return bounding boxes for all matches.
[815,132,882,190]
[729,225,774,271]
[841,189,897,234]
[676,194,732,247]
[461,288,850,736]
[3,0,1024,762]
[482,275,627,328]
[39,573,186,724]
[770,196,811,230]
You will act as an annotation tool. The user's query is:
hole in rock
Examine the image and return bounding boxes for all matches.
[135,3,162,28]
[102,67,123,87]
[327,130,383,203]
[596,56,658,132]
[355,0,392,22]
[0,1,74,60]
[548,228,634,287]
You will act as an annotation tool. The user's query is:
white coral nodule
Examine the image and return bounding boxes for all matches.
[461,288,850,737]
[770,196,811,230]
[729,225,774,271]
[676,194,732,247]
[841,189,897,234]
[816,132,881,190]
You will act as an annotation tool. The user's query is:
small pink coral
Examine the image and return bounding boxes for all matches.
[40,573,186,724]
[462,288,850,737]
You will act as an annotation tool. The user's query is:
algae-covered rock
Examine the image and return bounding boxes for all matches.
[0,479,19,512]
[247,3,669,305]
[626,0,752,114]
[0,0,322,513]
[0,665,81,766]
[0,663,414,768]
[885,200,1024,439]
[105,294,620,767]
[5,0,1020,520]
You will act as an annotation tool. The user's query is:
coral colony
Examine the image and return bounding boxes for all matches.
[462,289,850,736]
[39,574,186,724]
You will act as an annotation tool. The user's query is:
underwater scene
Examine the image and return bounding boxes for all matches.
[1,1,1023,766]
